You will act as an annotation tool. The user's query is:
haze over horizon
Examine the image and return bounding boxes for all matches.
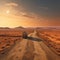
[0,0,60,27]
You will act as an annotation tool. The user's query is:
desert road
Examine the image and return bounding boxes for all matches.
[0,30,60,60]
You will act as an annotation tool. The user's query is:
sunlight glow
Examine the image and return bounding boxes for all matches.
[6,10,10,14]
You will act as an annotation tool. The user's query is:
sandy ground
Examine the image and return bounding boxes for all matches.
[0,30,60,60]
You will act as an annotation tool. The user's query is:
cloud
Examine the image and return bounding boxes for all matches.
[20,12,35,18]
[23,14,34,18]
[18,12,42,20]
[5,2,18,7]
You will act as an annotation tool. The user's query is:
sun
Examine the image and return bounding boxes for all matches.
[6,10,10,14]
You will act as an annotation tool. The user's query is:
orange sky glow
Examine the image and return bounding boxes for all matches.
[0,1,60,28]
[0,13,60,28]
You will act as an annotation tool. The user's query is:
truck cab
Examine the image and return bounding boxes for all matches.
[22,31,28,39]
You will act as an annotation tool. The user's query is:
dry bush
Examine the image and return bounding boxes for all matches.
[37,28,60,54]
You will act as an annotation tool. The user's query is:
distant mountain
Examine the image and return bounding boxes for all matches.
[36,26,60,30]
[0,27,10,29]
[15,26,25,29]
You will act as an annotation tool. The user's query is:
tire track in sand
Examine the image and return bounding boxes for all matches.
[6,39,28,60]
[22,40,35,60]
[33,41,48,60]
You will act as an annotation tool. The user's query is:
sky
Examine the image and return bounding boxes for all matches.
[0,0,60,27]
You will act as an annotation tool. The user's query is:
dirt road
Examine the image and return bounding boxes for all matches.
[0,30,60,60]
